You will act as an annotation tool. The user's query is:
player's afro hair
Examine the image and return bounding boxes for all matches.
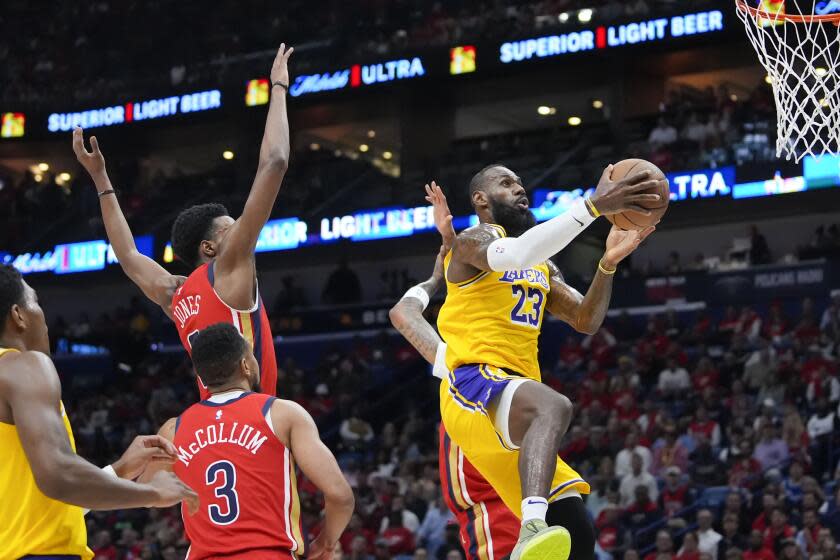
[0,264,25,333]
[190,323,249,388]
[170,203,229,269]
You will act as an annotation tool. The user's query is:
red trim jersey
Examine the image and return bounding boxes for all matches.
[173,391,304,560]
[439,425,519,560]
[171,262,278,398]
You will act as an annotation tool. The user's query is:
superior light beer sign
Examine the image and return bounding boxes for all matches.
[47,89,222,132]
[499,10,724,63]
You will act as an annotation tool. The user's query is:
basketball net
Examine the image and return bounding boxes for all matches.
[735,0,840,161]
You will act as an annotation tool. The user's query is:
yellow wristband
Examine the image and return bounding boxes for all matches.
[598,260,616,275]
[585,197,601,218]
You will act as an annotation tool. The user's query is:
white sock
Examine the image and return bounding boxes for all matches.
[521,496,548,523]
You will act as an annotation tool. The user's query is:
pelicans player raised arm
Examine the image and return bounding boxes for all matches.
[0,264,198,560]
[143,323,354,560]
[72,43,294,399]
[416,169,658,560]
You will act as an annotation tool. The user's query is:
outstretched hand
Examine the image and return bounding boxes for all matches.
[270,43,295,85]
[425,181,456,251]
[72,127,106,179]
[603,225,656,267]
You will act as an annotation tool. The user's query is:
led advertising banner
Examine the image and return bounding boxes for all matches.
[499,10,724,64]
[3,236,154,275]
[46,89,222,132]
[7,157,838,275]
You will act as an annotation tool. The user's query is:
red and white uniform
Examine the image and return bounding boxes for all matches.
[173,391,304,560]
[439,425,519,560]
[171,262,278,399]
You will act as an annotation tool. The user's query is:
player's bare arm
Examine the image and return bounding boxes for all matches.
[271,399,354,560]
[0,351,197,512]
[448,167,663,284]
[389,245,447,364]
[72,128,185,318]
[213,44,293,310]
[546,226,655,334]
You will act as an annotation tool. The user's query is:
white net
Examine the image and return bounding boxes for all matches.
[735,0,840,161]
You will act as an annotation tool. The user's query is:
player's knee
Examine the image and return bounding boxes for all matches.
[547,393,572,424]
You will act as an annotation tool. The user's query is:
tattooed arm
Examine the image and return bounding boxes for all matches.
[546,225,654,335]
[389,246,447,367]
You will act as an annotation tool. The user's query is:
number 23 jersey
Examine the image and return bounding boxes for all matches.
[173,392,304,560]
[438,224,550,382]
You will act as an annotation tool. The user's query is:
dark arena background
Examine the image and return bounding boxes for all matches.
[2,1,840,559]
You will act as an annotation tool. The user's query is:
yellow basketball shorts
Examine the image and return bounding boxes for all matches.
[440,363,589,517]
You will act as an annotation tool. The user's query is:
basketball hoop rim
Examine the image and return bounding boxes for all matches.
[735,0,840,24]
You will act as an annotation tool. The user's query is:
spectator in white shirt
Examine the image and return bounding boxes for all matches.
[658,358,691,396]
[808,398,835,441]
[648,117,678,148]
[615,431,653,478]
[682,113,708,144]
[696,509,723,559]
[619,453,659,506]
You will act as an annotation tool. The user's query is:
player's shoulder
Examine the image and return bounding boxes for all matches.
[454,223,504,246]
[0,350,60,394]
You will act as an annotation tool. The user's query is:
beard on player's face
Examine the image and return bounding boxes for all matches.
[488,196,536,237]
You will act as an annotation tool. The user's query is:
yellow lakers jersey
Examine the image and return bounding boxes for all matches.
[0,348,93,560]
[438,225,550,381]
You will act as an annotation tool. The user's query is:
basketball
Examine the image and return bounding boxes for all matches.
[605,158,670,230]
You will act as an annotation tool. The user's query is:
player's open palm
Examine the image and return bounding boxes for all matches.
[271,43,295,85]
[425,181,456,250]
[148,471,200,514]
[604,225,655,265]
[72,127,106,177]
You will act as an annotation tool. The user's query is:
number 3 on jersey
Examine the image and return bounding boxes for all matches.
[510,285,545,327]
[206,460,240,525]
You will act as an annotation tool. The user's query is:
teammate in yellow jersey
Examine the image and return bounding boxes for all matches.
[0,263,198,560]
[429,166,662,560]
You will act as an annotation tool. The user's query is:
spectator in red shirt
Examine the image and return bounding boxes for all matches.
[806,366,840,405]
[342,513,375,552]
[380,511,416,557]
[644,530,676,560]
[718,306,741,343]
[595,503,623,556]
[753,493,779,533]
[763,305,788,341]
[660,466,694,519]
[676,531,701,560]
[693,357,720,393]
[794,318,821,346]
[582,327,617,368]
[690,405,722,448]
[743,530,776,560]
[763,509,795,553]
[556,336,585,372]
[91,530,118,560]
[624,486,663,550]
